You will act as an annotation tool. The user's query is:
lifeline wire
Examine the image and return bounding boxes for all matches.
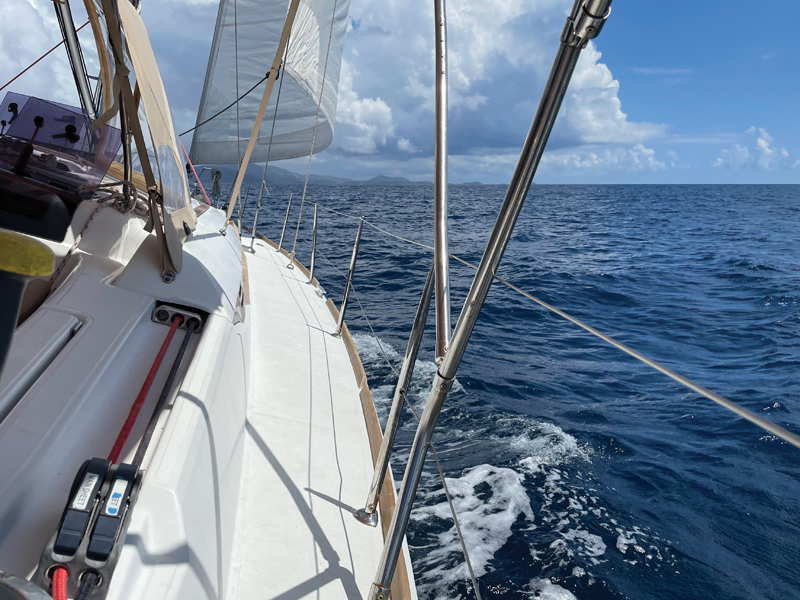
[314,244,484,599]
[305,201,800,450]
[402,392,484,600]
[448,253,800,450]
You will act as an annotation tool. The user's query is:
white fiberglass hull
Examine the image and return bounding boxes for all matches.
[0,203,414,599]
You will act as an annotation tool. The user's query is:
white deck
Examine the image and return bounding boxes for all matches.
[228,237,386,599]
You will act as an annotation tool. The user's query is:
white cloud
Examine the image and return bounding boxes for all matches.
[630,67,693,75]
[713,144,750,168]
[754,128,789,169]
[397,137,419,153]
[666,149,678,168]
[446,0,563,83]
[542,143,666,172]
[562,43,666,144]
[335,59,395,154]
[339,0,665,175]
[714,127,793,170]
[0,0,83,106]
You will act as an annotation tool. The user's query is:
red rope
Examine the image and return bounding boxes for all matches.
[180,141,211,205]
[51,566,68,600]
[107,316,181,464]
[0,21,91,95]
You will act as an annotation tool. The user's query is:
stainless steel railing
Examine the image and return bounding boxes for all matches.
[337,217,365,334]
[367,1,613,597]
[433,0,451,363]
[243,6,797,597]
[248,181,267,253]
[277,193,293,251]
[309,203,318,281]
[353,264,435,527]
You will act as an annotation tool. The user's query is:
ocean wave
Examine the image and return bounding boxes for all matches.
[504,420,593,474]
[529,578,578,599]
[535,467,674,576]
[411,464,533,584]
[352,332,463,403]
[352,332,401,363]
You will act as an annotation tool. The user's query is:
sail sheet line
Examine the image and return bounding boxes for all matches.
[179,73,269,137]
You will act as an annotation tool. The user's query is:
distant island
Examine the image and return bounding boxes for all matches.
[195,164,486,187]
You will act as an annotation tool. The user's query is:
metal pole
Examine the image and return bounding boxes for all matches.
[238,182,251,232]
[249,180,267,252]
[367,2,612,597]
[278,193,293,251]
[354,264,435,527]
[119,91,133,209]
[309,203,318,282]
[53,0,97,121]
[433,0,451,363]
[336,217,364,335]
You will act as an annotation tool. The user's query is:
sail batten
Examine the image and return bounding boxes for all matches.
[189,0,349,166]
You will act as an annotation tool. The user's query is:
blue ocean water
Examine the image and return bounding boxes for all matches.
[235,184,800,600]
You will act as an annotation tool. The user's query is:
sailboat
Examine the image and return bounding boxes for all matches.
[0,0,416,596]
[2,0,799,598]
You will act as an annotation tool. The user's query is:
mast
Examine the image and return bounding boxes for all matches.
[433,0,451,362]
[53,0,97,120]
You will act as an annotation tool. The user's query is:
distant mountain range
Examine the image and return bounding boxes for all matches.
[194,164,486,187]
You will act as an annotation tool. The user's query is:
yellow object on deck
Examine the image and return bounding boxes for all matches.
[0,229,55,277]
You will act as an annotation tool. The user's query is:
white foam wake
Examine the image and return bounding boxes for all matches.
[352,333,462,407]
[352,332,401,363]
[529,578,578,599]
[494,418,592,474]
[411,464,534,583]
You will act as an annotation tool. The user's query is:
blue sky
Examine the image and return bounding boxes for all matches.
[2,0,799,183]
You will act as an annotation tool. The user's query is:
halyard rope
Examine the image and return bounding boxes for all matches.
[107,316,181,464]
[51,565,68,600]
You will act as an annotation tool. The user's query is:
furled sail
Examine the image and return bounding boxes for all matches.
[189,0,349,166]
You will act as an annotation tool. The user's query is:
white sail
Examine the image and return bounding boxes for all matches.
[189,0,349,166]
